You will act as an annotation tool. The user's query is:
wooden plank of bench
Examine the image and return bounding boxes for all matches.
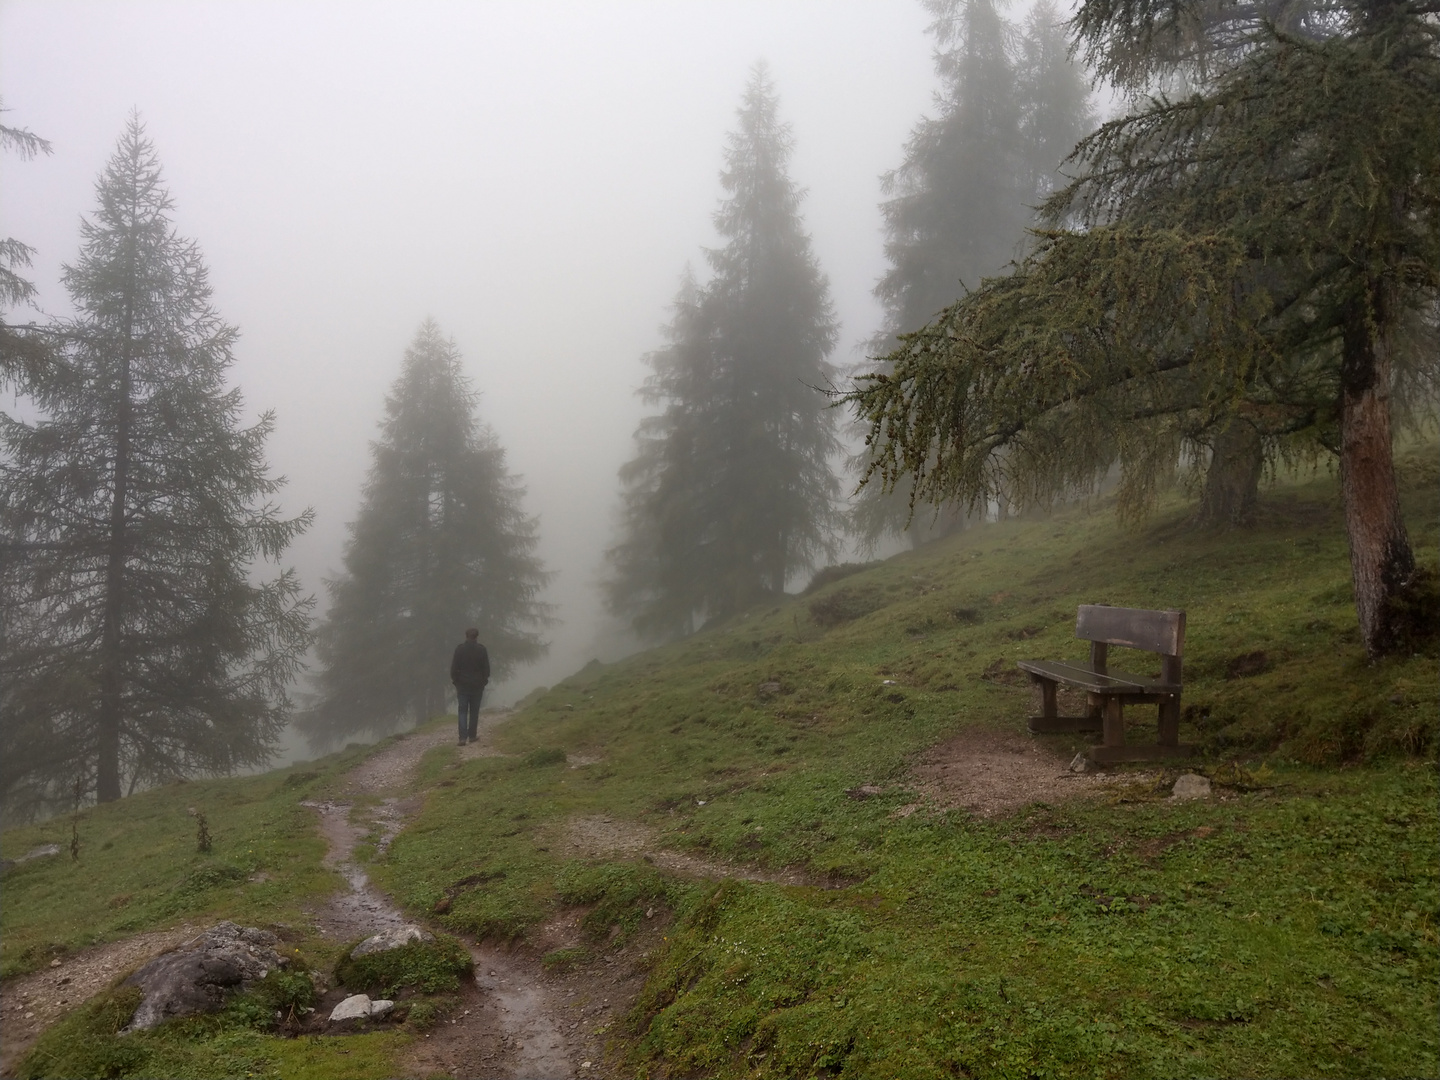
[1027,715,1103,733]
[1016,660,1177,695]
[1076,605,1185,655]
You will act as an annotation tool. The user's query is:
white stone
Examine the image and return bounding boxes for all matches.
[329,994,373,1022]
[1069,753,1097,774]
[1171,773,1212,800]
[369,999,395,1018]
[350,925,434,959]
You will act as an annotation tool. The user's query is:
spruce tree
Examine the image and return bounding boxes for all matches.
[0,100,56,386]
[300,320,550,749]
[0,117,313,811]
[854,0,1094,550]
[607,65,841,639]
[874,0,1025,342]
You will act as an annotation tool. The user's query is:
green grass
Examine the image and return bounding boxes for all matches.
[0,746,388,979]
[16,986,408,1080]
[371,447,1438,1078]
[4,449,1436,1078]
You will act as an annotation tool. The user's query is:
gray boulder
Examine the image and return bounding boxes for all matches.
[350,925,433,959]
[123,921,286,1030]
[328,994,395,1022]
[329,993,374,1022]
[1171,773,1212,800]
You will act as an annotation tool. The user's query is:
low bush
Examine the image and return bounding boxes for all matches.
[334,935,473,997]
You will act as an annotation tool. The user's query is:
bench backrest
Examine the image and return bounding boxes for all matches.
[1076,605,1185,682]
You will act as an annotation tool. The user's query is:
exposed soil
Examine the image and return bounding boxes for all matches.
[0,926,198,1076]
[908,726,1138,816]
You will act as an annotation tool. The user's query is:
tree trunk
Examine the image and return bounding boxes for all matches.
[1340,289,1416,659]
[97,217,139,802]
[1196,416,1263,528]
[96,347,132,803]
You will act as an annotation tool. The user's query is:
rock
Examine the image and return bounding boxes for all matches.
[757,681,782,697]
[1069,753,1097,774]
[369,998,395,1018]
[2,844,61,876]
[1171,773,1212,800]
[124,921,285,1030]
[329,993,373,1022]
[845,785,883,800]
[350,925,434,959]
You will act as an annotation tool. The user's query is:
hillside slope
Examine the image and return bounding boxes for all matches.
[2,449,1436,1079]
[374,448,1437,1077]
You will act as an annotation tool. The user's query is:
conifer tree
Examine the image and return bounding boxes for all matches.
[0,100,56,386]
[847,0,1439,657]
[0,117,313,811]
[300,321,550,748]
[874,0,1025,343]
[854,0,1094,550]
[607,65,841,639]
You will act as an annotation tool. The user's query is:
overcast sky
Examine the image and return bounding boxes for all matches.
[2,0,958,705]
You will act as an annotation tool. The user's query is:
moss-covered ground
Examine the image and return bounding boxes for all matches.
[3,448,1436,1078]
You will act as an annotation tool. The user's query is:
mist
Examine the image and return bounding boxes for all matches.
[1,2,956,713]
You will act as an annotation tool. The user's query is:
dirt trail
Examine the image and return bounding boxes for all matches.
[306,711,585,1080]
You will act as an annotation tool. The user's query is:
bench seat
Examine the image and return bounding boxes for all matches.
[1015,659,1178,696]
[1019,605,1194,762]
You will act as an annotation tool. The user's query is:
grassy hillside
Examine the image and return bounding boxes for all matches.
[378,447,1438,1078]
[3,448,1436,1079]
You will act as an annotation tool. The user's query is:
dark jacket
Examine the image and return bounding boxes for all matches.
[451,640,490,690]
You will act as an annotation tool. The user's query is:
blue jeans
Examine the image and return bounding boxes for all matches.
[457,687,483,742]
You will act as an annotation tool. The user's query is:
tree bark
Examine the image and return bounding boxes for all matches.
[96,201,139,802]
[1196,416,1263,528]
[96,343,131,803]
[1340,287,1416,659]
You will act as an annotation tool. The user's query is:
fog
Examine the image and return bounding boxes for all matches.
[2,1,949,707]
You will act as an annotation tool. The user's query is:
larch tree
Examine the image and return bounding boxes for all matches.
[846,0,1439,657]
[607,64,842,640]
[0,116,314,812]
[300,320,550,749]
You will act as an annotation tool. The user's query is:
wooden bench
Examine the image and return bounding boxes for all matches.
[1017,605,1194,763]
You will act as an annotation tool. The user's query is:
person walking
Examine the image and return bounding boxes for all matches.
[451,628,490,745]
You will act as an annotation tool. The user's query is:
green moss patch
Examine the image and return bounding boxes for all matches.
[334,934,473,997]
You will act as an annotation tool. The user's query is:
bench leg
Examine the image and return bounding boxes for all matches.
[1039,678,1057,719]
[1158,697,1180,747]
[1102,696,1125,747]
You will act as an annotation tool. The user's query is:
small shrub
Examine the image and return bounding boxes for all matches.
[404,999,441,1031]
[334,935,473,997]
[253,967,317,1018]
